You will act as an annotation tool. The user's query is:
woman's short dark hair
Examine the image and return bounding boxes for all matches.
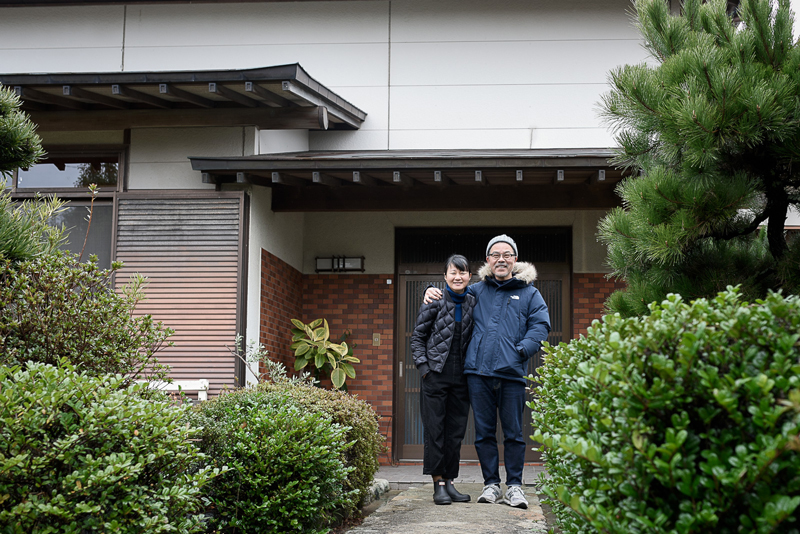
[444,254,470,274]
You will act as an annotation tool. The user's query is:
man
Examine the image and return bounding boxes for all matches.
[424,234,550,509]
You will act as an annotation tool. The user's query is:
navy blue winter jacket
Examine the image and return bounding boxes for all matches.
[464,261,551,383]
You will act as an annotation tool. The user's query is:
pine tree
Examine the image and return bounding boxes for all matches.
[0,84,44,176]
[0,84,61,261]
[599,0,800,316]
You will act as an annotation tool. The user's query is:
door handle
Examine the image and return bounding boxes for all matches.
[399,361,403,378]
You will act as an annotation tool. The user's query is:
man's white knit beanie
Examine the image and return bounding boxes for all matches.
[485,234,518,256]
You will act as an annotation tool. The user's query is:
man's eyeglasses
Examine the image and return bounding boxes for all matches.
[488,252,516,260]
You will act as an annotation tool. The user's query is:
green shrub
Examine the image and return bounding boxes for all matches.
[257,380,383,513]
[188,387,355,533]
[532,288,800,534]
[0,188,67,263]
[0,252,172,380]
[0,362,219,534]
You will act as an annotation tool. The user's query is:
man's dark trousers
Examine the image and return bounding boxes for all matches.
[467,374,526,487]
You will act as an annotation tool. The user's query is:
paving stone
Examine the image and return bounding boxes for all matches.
[346,483,547,534]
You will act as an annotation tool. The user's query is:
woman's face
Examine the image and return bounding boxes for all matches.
[444,263,470,294]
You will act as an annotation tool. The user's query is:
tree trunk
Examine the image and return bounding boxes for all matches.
[765,187,789,261]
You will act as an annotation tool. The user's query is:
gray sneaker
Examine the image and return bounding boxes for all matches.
[505,485,528,509]
[477,484,502,504]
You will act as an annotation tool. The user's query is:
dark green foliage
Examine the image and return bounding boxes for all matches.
[0,252,172,381]
[599,0,800,316]
[0,84,44,176]
[0,362,219,534]
[188,387,355,533]
[532,288,800,533]
[257,380,384,513]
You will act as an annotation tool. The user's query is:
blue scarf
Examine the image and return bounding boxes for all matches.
[446,285,466,322]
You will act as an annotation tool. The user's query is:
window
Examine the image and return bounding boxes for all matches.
[14,151,120,191]
[50,203,114,269]
[10,147,124,270]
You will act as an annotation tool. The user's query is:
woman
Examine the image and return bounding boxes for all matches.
[410,254,476,505]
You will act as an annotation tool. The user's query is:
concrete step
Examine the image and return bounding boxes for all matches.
[375,464,547,490]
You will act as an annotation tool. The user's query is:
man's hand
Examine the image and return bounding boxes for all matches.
[423,287,443,304]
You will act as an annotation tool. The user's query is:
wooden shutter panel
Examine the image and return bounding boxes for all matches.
[114,193,245,396]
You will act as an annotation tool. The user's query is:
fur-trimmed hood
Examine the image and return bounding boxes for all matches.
[476,261,538,284]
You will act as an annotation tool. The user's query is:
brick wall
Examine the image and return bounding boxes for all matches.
[259,249,304,371]
[260,253,396,462]
[303,274,395,461]
[572,273,626,337]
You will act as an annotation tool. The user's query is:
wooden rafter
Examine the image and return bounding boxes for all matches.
[113,85,173,109]
[159,84,216,109]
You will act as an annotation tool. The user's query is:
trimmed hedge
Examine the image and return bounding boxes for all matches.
[532,288,800,534]
[0,362,218,534]
[188,387,355,533]
[256,381,383,512]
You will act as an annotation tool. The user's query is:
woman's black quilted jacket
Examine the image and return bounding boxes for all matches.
[410,291,475,377]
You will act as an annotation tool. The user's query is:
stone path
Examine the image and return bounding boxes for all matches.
[346,483,548,534]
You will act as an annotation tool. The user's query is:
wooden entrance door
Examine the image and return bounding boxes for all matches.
[394,268,569,462]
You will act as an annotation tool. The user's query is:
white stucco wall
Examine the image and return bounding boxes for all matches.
[243,185,304,384]
[128,126,256,189]
[301,209,610,275]
[258,129,309,154]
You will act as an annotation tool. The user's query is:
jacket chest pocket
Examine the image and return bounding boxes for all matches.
[504,296,524,334]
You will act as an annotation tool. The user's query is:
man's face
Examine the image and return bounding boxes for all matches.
[487,242,517,281]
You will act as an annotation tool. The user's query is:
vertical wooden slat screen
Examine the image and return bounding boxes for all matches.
[114,193,244,396]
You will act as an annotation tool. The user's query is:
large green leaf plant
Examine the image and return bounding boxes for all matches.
[290,318,360,390]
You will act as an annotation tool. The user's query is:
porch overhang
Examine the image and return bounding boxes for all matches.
[189,148,626,211]
[0,64,366,131]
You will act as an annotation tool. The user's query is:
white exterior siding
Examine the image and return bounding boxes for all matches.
[0,0,648,151]
[390,0,637,42]
[121,1,392,149]
[0,6,125,73]
[387,0,644,149]
[4,0,800,151]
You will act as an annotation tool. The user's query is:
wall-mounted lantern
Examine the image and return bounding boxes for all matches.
[315,256,365,273]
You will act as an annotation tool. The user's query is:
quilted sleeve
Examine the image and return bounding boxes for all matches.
[410,300,439,377]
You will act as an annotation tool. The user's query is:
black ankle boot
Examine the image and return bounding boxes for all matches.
[433,480,452,505]
[444,479,471,502]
